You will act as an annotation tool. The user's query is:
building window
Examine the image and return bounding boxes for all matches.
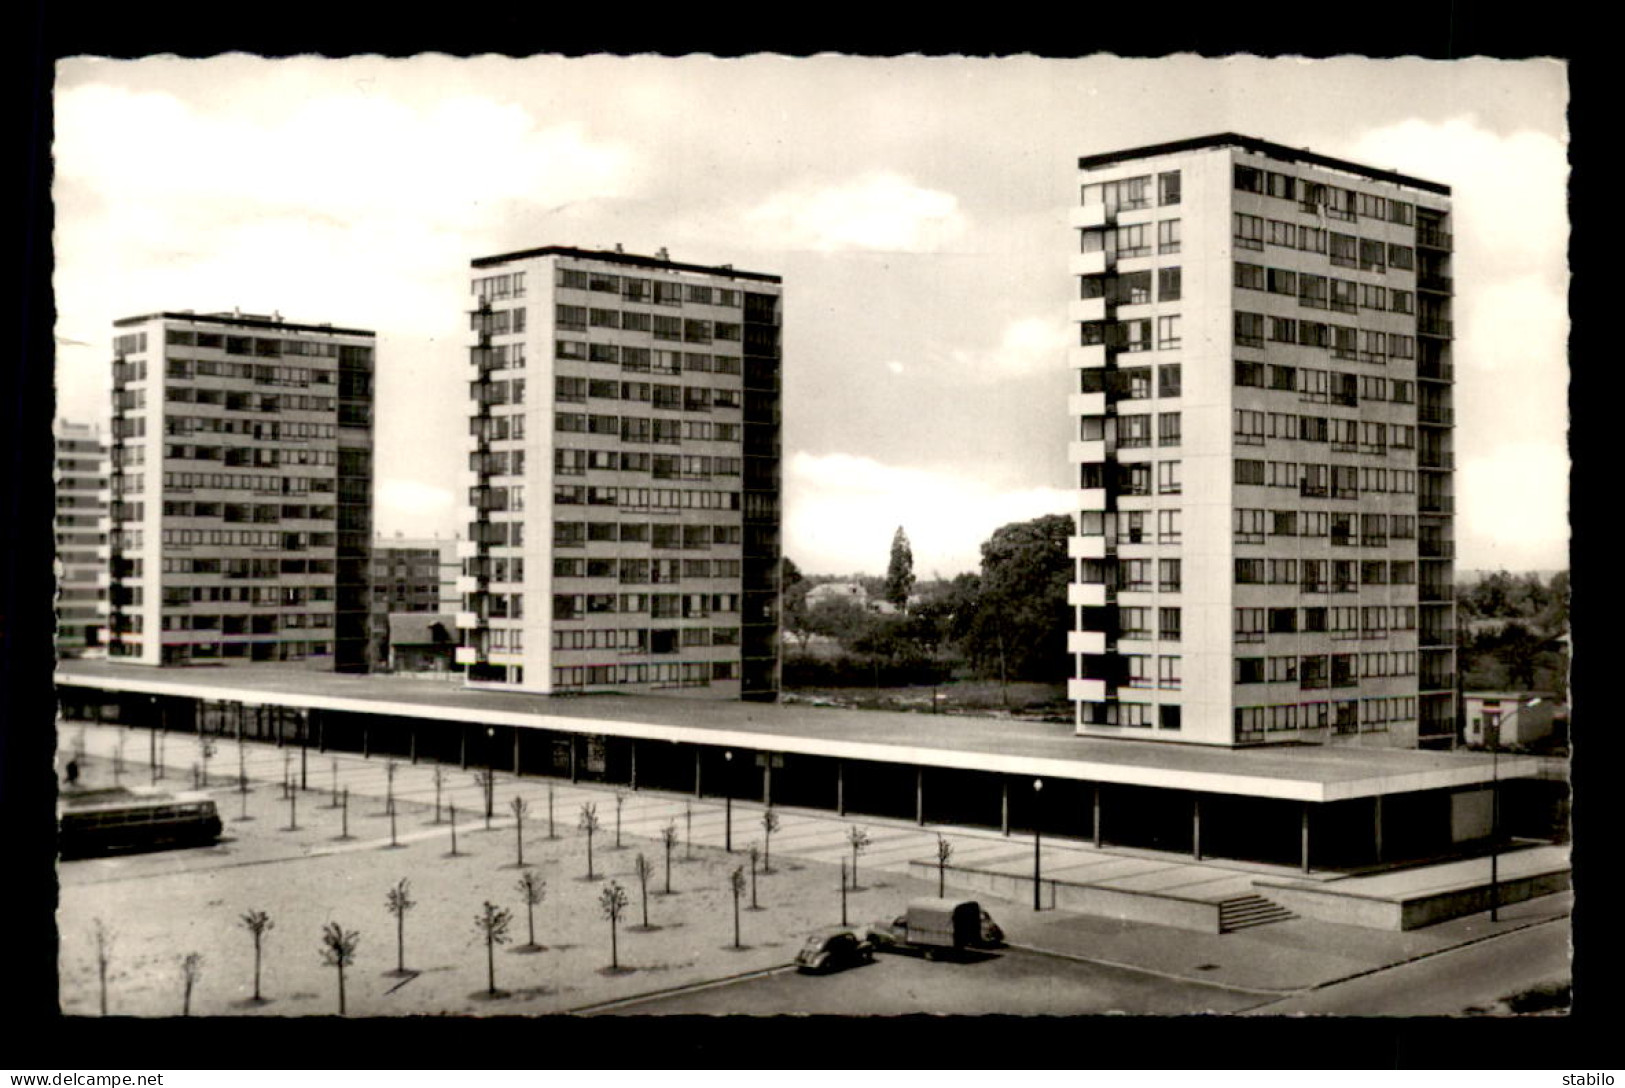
[1233,213,1264,251]
[1157,509,1181,545]
[1158,558,1181,592]
[1156,315,1181,350]
[1158,267,1182,302]
[1234,312,1264,349]
[1157,413,1181,447]
[1157,219,1181,255]
[1234,262,1265,291]
[1158,171,1181,206]
[1159,608,1181,643]
[1156,460,1181,495]
[1158,364,1182,398]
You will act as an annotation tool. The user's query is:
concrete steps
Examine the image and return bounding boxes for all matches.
[1218,893,1296,932]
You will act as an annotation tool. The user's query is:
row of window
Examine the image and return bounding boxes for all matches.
[1078,413,1181,448]
[1233,213,1417,271]
[1233,412,1417,453]
[1234,362,1414,405]
[556,305,744,343]
[552,626,741,652]
[162,329,367,362]
[553,557,743,582]
[472,272,526,301]
[555,342,744,375]
[160,528,337,550]
[136,640,337,663]
[1122,655,1183,689]
[1234,263,1415,313]
[1076,509,1184,545]
[464,591,525,620]
[1234,605,1418,641]
[556,450,743,479]
[1235,312,1417,361]
[162,386,343,413]
[1233,508,1418,544]
[1233,695,1415,741]
[551,485,743,512]
[471,307,528,336]
[554,378,744,411]
[1079,170,1182,211]
[1080,219,1183,259]
[1079,460,1183,495]
[162,557,336,577]
[1078,364,1182,400]
[161,471,335,494]
[1079,315,1183,353]
[1233,165,1420,228]
[551,661,736,689]
[165,358,339,386]
[553,522,743,548]
[153,581,338,603]
[1076,703,1181,730]
[1237,652,1418,684]
[164,416,337,441]
[553,593,742,620]
[1234,460,1420,500]
[161,501,337,521]
[157,610,335,630]
[162,444,340,468]
[555,268,743,309]
[1233,557,1416,588]
[554,413,744,445]
[1080,268,1183,305]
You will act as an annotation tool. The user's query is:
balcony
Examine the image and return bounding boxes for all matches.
[1418,405,1455,426]
[1068,582,1107,607]
[1069,439,1108,465]
[456,540,481,559]
[1418,317,1454,339]
[1068,535,1107,560]
[454,645,481,666]
[1068,392,1108,418]
[1418,357,1454,382]
[1419,583,1453,603]
[1417,273,1454,295]
[1418,538,1455,559]
[1068,345,1108,371]
[1419,495,1455,514]
[455,611,481,630]
[1068,678,1108,703]
[1069,297,1108,325]
[1075,487,1108,512]
[1069,204,1109,231]
[1417,225,1453,251]
[1068,630,1107,655]
[1418,451,1455,470]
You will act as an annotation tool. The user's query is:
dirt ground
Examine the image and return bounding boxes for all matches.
[56,749,945,1017]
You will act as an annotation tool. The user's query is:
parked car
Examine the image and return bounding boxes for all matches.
[868,898,1003,959]
[794,925,875,974]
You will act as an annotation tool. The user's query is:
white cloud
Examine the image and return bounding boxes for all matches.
[941,315,1070,383]
[785,451,1070,576]
[377,478,456,530]
[1456,442,1570,570]
[744,172,968,253]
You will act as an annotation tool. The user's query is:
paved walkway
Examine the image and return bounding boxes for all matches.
[58,721,1573,1003]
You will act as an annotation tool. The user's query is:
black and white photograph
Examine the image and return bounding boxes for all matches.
[40,52,1572,1029]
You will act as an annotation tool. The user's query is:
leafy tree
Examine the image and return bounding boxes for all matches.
[760,808,780,873]
[600,881,629,969]
[319,922,360,1016]
[805,595,879,649]
[473,902,511,996]
[510,795,529,867]
[936,835,954,897]
[847,826,870,889]
[180,952,202,1016]
[384,879,415,977]
[660,822,678,893]
[633,853,653,927]
[884,526,917,611]
[515,869,546,951]
[782,558,812,653]
[580,801,601,879]
[968,514,1074,685]
[239,909,273,1002]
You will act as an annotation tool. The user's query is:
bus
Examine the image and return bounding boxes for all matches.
[58,786,223,859]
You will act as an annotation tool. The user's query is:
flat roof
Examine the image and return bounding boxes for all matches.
[471,245,781,284]
[114,312,376,337]
[1076,133,1450,197]
[54,661,1537,803]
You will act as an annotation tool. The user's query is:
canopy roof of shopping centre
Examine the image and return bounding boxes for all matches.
[56,661,1538,803]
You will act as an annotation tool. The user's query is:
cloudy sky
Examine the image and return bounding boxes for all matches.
[52,55,1569,577]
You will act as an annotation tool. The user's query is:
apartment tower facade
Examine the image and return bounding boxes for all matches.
[459,246,783,701]
[105,311,376,670]
[1067,134,1456,748]
[54,419,109,657]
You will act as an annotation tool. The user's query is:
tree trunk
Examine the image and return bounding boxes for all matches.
[337,963,346,1016]
[487,935,496,994]
[253,941,262,1000]
[396,915,405,974]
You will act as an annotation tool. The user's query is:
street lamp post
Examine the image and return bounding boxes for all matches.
[485,726,496,823]
[1032,778,1044,912]
[724,750,734,853]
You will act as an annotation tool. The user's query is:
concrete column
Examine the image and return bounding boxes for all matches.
[409,724,418,765]
[694,750,703,798]
[513,728,521,775]
[916,767,925,826]
[629,741,638,791]
[1373,794,1384,863]
[1093,786,1103,849]
[316,711,325,754]
[570,736,579,783]
[1001,779,1010,836]
[1301,803,1312,874]
[362,723,369,760]
[764,759,773,806]
[1192,796,1202,861]
[835,760,845,816]
[459,728,468,770]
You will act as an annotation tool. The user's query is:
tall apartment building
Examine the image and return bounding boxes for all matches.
[1066,134,1456,748]
[458,246,783,701]
[54,419,109,657]
[105,311,376,671]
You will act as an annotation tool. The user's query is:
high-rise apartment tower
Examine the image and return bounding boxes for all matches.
[458,246,783,701]
[1067,135,1456,748]
[54,419,109,657]
[105,311,376,670]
